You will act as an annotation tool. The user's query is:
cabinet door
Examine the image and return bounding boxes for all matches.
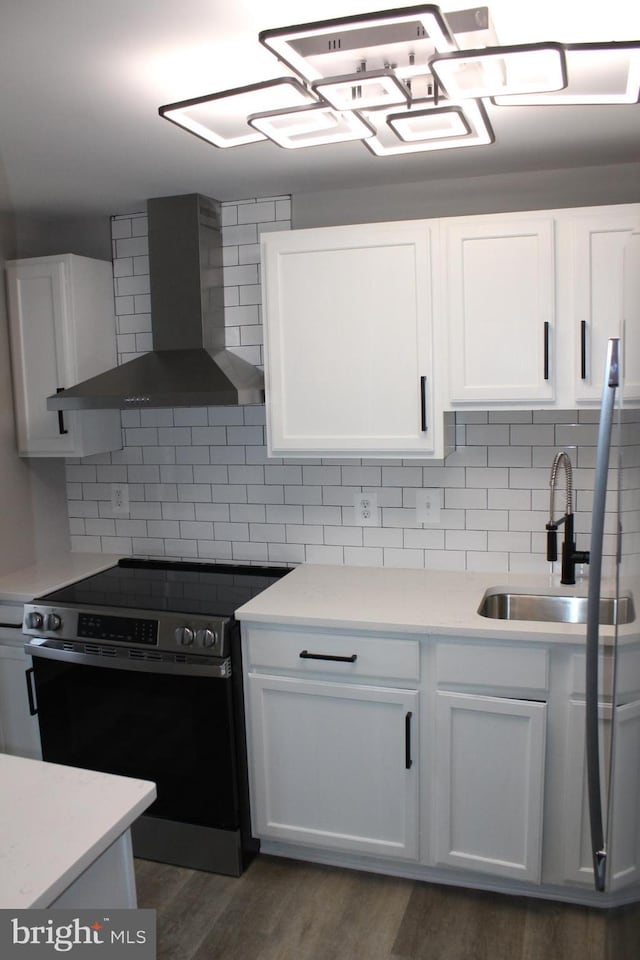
[6,258,76,455]
[6,256,121,458]
[623,231,640,402]
[569,209,640,402]
[246,673,418,859]
[0,645,42,759]
[562,698,640,892]
[561,699,611,886]
[261,221,442,458]
[445,216,555,404]
[434,690,546,882]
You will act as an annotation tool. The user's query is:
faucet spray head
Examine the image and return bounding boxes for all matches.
[549,450,573,523]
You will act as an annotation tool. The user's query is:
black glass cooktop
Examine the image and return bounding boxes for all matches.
[39,559,291,618]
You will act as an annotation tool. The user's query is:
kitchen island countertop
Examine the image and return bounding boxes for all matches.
[235,562,630,644]
[0,753,155,908]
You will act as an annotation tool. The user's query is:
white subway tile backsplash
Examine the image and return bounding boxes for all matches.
[344,546,384,566]
[63,198,636,575]
[446,530,488,552]
[160,503,193,522]
[384,548,424,569]
[305,545,345,565]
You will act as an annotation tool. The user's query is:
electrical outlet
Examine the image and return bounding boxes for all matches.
[111,483,130,518]
[416,488,441,526]
[354,492,378,526]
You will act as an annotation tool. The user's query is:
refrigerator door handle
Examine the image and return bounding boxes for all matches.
[585,337,620,893]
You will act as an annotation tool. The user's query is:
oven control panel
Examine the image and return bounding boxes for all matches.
[77,612,158,646]
[23,604,228,657]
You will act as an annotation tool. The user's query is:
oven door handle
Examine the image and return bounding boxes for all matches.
[25,667,38,716]
[24,639,231,679]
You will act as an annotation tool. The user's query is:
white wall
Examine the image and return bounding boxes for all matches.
[293,162,640,229]
[0,163,37,574]
[63,196,638,578]
[15,214,111,261]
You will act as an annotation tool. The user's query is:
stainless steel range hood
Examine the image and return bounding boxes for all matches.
[47,194,265,410]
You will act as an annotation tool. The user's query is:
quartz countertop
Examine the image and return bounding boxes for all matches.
[0,554,122,605]
[235,563,631,644]
[0,753,156,908]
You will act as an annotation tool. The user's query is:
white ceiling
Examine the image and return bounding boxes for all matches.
[1,0,639,218]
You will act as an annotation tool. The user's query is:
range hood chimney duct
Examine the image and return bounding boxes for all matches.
[47,194,265,411]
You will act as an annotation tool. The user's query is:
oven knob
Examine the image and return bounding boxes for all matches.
[27,611,44,630]
[175,626,194,646]
[196,628,217,648]
[46,613,62,631]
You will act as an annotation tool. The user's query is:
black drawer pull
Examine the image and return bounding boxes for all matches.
[405,711,413,769]
[25,667,38,716]
[56,387,68,435]
[580,320,587,380]
[543,322,550,381]
[420,376,428,432]
[299,650,357,663]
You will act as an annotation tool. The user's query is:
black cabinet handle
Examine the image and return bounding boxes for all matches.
[420,376,428,432]
[405,711,413,769]
[543,322,550,381]
[580,321,587,380]
[56,387,68,435]
[25,667,38,716]
[299,650,357,663]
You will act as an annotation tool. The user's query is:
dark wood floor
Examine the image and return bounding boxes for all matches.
[135,855,640,960]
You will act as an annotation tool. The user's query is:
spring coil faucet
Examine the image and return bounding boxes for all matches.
[546,451,590,584]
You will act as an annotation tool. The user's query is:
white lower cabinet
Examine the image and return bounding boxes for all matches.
[241,619,640,905]
[0,643,41,759]
[246,673,419,859]
[433,690,547,883]
[562,697,640,892]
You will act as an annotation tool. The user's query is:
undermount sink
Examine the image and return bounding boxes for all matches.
[478,590,635,626]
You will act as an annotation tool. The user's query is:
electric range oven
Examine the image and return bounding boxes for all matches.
[22,558,290,876]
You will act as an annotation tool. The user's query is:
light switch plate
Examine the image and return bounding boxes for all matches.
[416,488,441,526]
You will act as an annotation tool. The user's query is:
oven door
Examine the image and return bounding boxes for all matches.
[27,643,240,832]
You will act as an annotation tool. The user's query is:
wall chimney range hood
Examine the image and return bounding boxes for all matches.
[47,194,265,411]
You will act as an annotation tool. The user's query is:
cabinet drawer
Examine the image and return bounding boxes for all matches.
[570,648,640,699]
[436,641,549,692]
[244,626,419,683]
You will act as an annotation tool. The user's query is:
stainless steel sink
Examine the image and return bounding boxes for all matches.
[478,590,635,625]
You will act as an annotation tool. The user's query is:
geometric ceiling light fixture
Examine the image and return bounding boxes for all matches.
[361,97,495,156]
[430,42,568,99]
[158,78,317,148]
[312,68,411,111]
[158,6,639,159]
[248,103,376,149]
[259,6,458,84]
[492,41,640,105]
[387,103,471,141]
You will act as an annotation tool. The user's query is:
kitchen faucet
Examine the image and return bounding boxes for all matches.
[546,451,590,585]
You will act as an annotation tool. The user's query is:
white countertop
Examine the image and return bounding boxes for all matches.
[0,753,156,908]
[0,554,122,605]
[236,563,630,644]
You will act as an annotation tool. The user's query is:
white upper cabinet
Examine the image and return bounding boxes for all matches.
[261,204,638,433]
[261,221,450,459]
[444,214,556,405]
[6,254,121,457]
[563,206,640,403]
[622,229,640,402]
